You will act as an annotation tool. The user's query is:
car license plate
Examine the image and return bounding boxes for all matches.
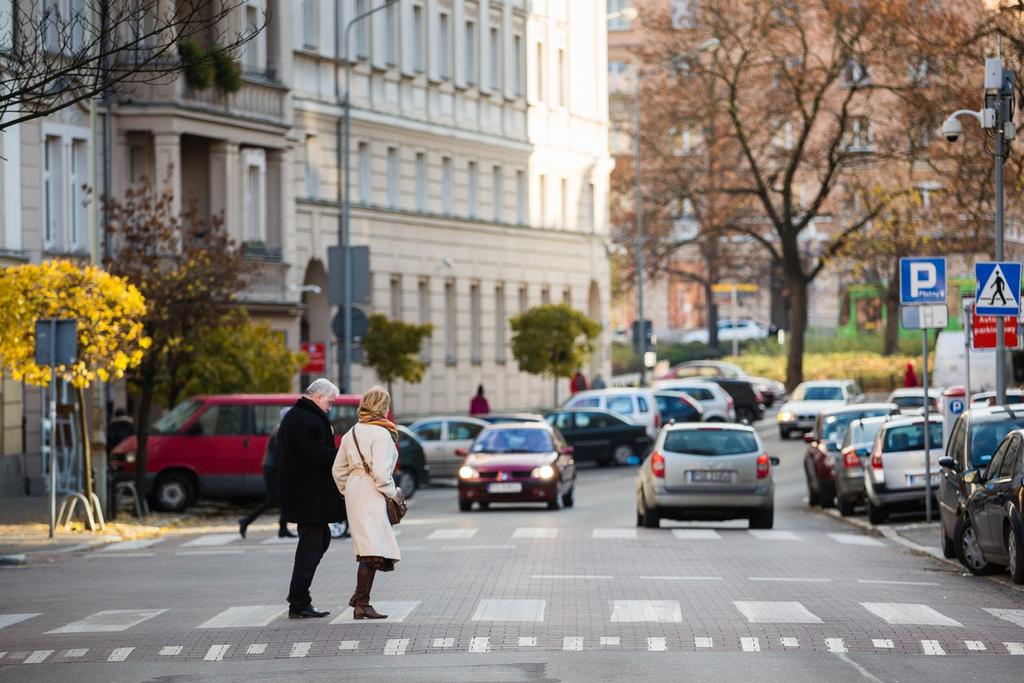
[689,470,733,483]
[487,482,522,493]
[906,473,941,487]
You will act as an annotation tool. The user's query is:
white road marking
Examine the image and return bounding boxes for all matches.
[514,528,558,538]
[472,599,546,622]
[247,644,267,655]
[0,652,6,660]
[99,538,164,552]
[781,637,799,648]
[182,533,239,547]
[203,645,230,662]
[872,639,894,649]
[741,637,760,652]
[384,639,409,656]
[748,530,800,541]
[427,528,477,540]
[108,647,134,662]
[339,641,359,651]
[332,601,420,624]
[468,637,490,653]
[828,533,885,547]
[748,577,831,583]
[861,603,962,627]
[47,609,167,634]
[671,529,721,540]
[91,552,155,558]
[648,637,667,652]
[532,574,612,580]
[260,536,298,545]
[640,575,722,581]
[176,550,245,556]
[695,637,713,649]
[1005,642,1024,655]
[432,638,454,648]
[441,544,516,551]
[965,640,986,651]
[24,650,53,664]
[610,600,682,623]
[199,606,284,629]
[733,601,823,624]
[592,528,637,539]
[836,653,885,683]
[921,640,945,655]
[159,646,182,656]
[858,579,939,587]
[0,614,40,630]
[563,636,583,651]
[289,642,311,658]
[519,637,537,647]
[985,608,1024,628]
[826,638,848,653]
[62,649,88,658]
[600,637,620,646]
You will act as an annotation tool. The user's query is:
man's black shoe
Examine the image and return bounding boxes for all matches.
[278,528,296,538]
[288,606,329,619]
[238,518,248,539]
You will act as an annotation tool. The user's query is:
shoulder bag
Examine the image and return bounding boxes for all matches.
[351,427,407,525]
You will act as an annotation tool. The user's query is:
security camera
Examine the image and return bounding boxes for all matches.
[942,116,962,143]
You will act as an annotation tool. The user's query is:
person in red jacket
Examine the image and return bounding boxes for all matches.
[469,385,490,416]
[570,369,589,394]
[903,362,920,388]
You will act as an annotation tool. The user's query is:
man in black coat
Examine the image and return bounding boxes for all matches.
[278,378,346,618]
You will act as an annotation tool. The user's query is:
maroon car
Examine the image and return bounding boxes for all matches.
[457,423,576,511]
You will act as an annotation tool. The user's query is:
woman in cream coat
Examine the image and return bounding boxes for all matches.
[332,386,402,620]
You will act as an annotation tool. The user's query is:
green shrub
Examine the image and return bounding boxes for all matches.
[612,342,640,375]
[179,38,214,90]
[211,47,242,93]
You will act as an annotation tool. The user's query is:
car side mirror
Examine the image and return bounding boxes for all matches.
[187,422,202,436]
[769,456,780,466]
[455,448,467,457]
[963,469,979,485]
[561,446,575,456]
[938,457,957,471]
[803,433,814,444]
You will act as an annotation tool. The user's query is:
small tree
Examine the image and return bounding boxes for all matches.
[509,304,601,406]
[362,314,433,402]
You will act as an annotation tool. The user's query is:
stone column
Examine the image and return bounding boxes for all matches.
[153,132,181,217]
[209,140,241,239]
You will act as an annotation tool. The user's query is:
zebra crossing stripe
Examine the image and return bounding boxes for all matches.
[384,639,409,656]
[432,638,455,648]
[247,644,267,655]
[648,637,667,652]
[1005,642,1024,655]
[519,637,537,647]
[825,638,847,654]
[203,645,230,661]
[24,650,53,664]
[600,637,620,646]
[921,640,945,656]
[741,637,760,652]
[469,637,490,653]
[289,642,311,658]
[695,637,713,649]
[159,646,182,656]
[339,641,360,651]
[108,647,134,662]
[965,640,986,651]
[62,649,88,658]
[780,637,799,648]
[872,639,894,649]
[563,637,584,651]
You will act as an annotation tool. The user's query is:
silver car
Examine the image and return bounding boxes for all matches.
[864,415,944,524]
[408,416,489,479]
[636,423,778,529]
[835,416,895,516]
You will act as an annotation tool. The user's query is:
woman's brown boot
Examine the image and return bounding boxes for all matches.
[353,564,387,620]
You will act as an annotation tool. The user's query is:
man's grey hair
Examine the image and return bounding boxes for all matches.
[304,378,340,400]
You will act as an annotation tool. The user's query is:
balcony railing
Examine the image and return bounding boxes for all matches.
[237,254,290,304]
[181,76,287,124]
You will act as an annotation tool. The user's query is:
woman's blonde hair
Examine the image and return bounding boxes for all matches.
[359,385,391,419]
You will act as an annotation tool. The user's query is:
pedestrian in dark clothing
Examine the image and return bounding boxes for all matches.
[239,408,294,539]
[106,408,134,454]
[469,385,490,416]
[591,374,607,390]
[903,363,919,388]
[278,378,346,619]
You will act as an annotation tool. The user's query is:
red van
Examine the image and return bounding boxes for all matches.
[112,394,362,512]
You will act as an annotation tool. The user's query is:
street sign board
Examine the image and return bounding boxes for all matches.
[949,398,966,416]
[328,245,371,306]
[901,304,948,330]
[34,319,77,366]
[332,307,369,342]
[300,342,326,373]
[971,305,1020,349]
[975,261,1022,316]
[900,257,947,304]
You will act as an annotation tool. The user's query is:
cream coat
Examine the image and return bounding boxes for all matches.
[331,423,401,561]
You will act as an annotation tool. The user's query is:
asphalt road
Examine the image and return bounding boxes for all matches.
[2,419,1024,682]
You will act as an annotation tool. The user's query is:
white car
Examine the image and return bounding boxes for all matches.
[652,379,736,422]
[886,388,942,415]
[776,380,864,439]
[971,390,1024,406]
[680,319,769,345]
[864,415,944,524]
[562,388,661,440]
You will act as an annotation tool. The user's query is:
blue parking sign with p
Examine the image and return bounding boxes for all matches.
[900,257,947,305]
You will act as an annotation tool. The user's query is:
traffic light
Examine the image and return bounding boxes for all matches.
[631,318,653,352]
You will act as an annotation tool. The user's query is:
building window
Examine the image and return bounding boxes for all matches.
[513,34,524,96]
[243,148,267,243]
[304,135,318,198]
[585,182,596,232]
[670,0,696,29]
[608,0,633,30]
[390,275,402,320]
[356,0,369,58]
[516,170,526,225]
[489,27,501,90]
[416,152,427,211]
[518,285,528,313]
[538,174,547,227]
[302,0,318,49]
[43,136,61,249]
[43,132,91,252]
[492,165,502,222]
[562,287,571,305]
[495,284,506,363]
[1,0,13,51]
[387,146,399,208]
[418,278,430,362]
[464,20,476,86]
[444,280,456,364]
[442,156,453,214]
[385,0,398,66]
[557,48,566,106]
[541,286,551,305]
[412,5,425,72]
[438,12,451,80]
[535,42,544,100]
[847,117,874,152]
[560,178,568,228]
[243,1,265,72]
[70,140,87,248]
[470,283,481,364]
[358,142,371,203]
[42,0,61,53]
[467,161,478,218]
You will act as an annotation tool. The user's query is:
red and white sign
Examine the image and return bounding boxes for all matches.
[971,305,1019,350]
[300,342,326,373]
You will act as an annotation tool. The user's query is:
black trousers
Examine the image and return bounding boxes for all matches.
[287,523,331,610]
[240,467,285,529]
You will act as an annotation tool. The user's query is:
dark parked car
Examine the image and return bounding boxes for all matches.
[660,360,785,407]
[457,423,576,511]
[653,391,703,424]
[477,413,546,424]
[938,404,1024,559]
[954,429,1024,583]
[545,408,651,466]
[396,425,430,498]
[803,403,899,509]
[706,378,764,424]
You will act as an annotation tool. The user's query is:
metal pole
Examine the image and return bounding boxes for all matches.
[922,329,931,522]
[731,285,739,357]
[995,83,1007,405]
[635,105,646,386]
[48,319,57,538]
[965,311,972,396]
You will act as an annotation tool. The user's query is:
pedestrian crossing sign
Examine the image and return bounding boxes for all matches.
[975,262,1022,316]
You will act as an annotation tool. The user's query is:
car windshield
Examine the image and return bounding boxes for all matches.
[792,385,843,401]
[472,428,553,454]
[822,410,891,443]
[882,422,943,453]
[849,421,885,447]
[892,395,937,409]
[662,429,759,456]
[151,399,204,434]
[969,417,1024,467]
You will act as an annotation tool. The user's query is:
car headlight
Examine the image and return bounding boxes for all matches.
[124,451,136,463]
[458,466,478,480]
[531,465,556,479]
[777,411,794,422]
